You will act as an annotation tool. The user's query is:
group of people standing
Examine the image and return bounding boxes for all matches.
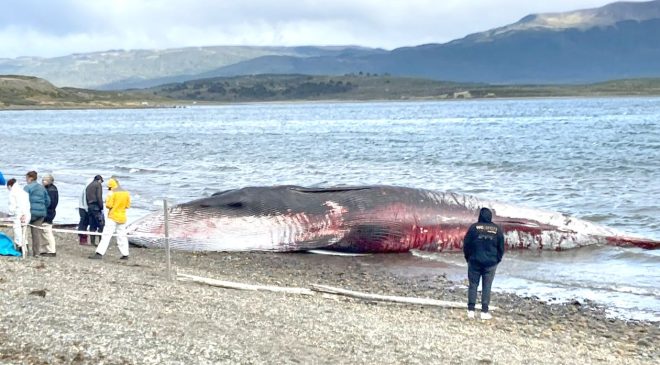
[6,171,58,257]
[3,170,132,260]
[82,175,133,260]
[4,169,504,319]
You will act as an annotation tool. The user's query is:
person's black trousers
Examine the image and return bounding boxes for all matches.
[467,262,498,313]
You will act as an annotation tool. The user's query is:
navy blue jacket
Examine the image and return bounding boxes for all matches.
[44,184,59,224]
[463,208,505,267]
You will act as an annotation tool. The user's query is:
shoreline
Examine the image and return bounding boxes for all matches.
[0,229,657,364]
[3,93,660,112]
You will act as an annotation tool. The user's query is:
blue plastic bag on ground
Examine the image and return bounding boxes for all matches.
[0,232,21,256]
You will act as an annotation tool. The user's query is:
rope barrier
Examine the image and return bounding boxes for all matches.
[1,200,174,279]
[1,221,162,239]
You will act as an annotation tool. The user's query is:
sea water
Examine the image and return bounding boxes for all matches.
[1,98,658,321]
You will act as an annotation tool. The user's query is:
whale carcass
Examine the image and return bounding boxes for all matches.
[126,185,659,252]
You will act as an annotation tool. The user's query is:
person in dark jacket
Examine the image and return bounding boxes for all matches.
[78,177,94,245]
[86,175,104,246]
[40,174,58,257]
[24,171,50,257]
[463,207,505,320]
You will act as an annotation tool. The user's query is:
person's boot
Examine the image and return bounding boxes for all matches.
[88,253,103,260]
[79,235,89,246]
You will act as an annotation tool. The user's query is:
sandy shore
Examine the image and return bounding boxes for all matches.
[0,229,657,364]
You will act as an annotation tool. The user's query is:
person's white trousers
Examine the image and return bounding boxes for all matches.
[96,219,129,257]
[11,213,29,247]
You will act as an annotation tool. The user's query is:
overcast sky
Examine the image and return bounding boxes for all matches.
[0,0,647,58]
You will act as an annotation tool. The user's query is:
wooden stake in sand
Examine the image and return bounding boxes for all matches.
[177,273,314,295]
[164,200,172,281]
[177,273,493,310]
[311,284,497,310]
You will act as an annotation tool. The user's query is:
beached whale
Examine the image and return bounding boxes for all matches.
[126,185,659,252]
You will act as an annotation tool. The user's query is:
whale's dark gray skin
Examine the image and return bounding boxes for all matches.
[126,185,659,252]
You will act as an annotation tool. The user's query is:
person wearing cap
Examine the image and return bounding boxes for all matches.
[89,178,131,260]
[40,174,59,257]
[23,171,50,257]
[86,175,105,246]
[463,207,505,320]
[6,178,30,253]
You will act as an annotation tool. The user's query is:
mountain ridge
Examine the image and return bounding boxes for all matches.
[458,0,660,43]
[182,17,660,85]
[1,0,659,88]
[0,46,384,89]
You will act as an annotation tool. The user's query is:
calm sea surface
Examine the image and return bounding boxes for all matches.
[1,98,659,321]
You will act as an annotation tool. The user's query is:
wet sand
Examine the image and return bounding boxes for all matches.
[0,229,657,364]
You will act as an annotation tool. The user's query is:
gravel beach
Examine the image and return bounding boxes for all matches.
[0,229,657,365]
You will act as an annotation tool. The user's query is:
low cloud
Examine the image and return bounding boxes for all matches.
[0,0,641,58]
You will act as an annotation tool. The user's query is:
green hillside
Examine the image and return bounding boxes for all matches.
[0,75,166,109]
[144,74,468,101]
[3,74,660,110]
[144,74,660,102]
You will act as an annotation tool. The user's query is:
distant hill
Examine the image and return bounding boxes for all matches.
[0,75,163,109]
[4,74,660,109]
[142,74,660,102]
[143,74,472,102]
[0,46,383,90]
[2,1,660,88]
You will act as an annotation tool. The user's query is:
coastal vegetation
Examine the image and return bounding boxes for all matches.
[3,73,660,109]
[146,74,660,102]
[0,75,164,109]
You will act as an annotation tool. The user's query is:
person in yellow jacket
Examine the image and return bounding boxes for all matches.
[89,178,131,260]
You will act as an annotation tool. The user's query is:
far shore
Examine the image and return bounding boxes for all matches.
[3,93,660,112]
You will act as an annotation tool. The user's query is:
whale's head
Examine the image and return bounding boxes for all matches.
[127,187,348,251]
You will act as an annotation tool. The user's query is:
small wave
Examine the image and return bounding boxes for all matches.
[495,281,660,322]
[113,165,164,174]
[605,246,660,261]
[411,249,660,297]
[581,213,617,223]
[506,274,660,297]
[411,250,466,267]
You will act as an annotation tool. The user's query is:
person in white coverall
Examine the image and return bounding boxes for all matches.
[6,178,31,254]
